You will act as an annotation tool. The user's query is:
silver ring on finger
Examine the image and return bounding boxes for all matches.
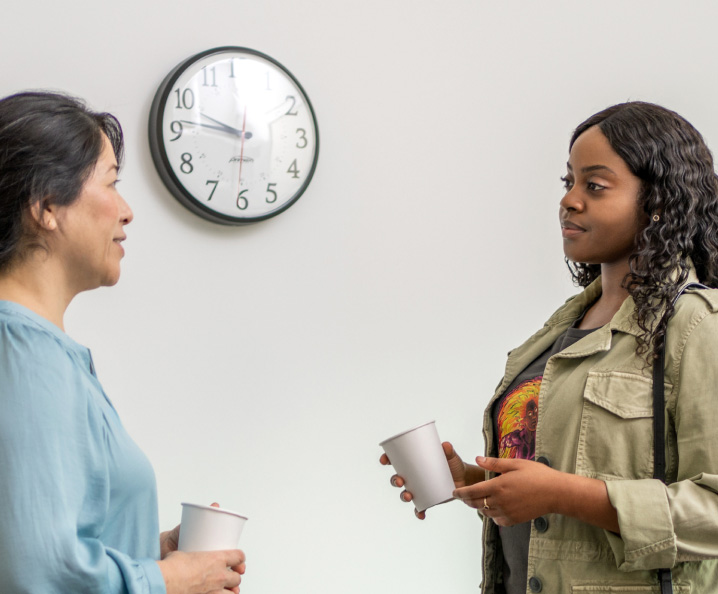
[483,497,490,510]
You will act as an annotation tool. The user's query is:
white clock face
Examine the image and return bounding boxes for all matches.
[150,48,319,224]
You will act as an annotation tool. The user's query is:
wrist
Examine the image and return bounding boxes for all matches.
[156,559,171,589]
[547,470,572,515]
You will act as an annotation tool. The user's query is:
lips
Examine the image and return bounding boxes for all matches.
[561,219,585,238]
[113,236,126,255]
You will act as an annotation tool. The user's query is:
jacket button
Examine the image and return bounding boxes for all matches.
[534,516,549,532]
[529,576,543,592]
[536,456,551,467]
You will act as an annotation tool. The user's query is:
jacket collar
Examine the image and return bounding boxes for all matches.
[608,261,703,337]
[545,261,704,363]
[549,258,699,346]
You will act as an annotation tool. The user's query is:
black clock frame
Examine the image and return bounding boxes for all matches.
[148,46,320,225]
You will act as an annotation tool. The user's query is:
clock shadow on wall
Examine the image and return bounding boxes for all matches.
[148,46,319,226]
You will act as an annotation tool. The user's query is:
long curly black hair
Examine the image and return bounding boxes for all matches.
[567,102,718,360]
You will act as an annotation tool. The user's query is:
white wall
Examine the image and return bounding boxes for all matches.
[4,1,718,592]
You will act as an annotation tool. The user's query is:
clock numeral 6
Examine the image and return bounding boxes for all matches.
[237,189,249,211]
[266,183,277,204]
[180,153,193,174]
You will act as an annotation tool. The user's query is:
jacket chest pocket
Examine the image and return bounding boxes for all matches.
[575,371,657,481]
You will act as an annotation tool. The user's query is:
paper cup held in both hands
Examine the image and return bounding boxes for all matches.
[178,503,248,552]
[380,420,455,512]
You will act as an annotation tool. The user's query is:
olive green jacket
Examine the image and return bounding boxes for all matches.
[481,270,718,593]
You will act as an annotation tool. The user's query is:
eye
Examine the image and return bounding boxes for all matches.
[586,181,605,191]
[560,176,573,190]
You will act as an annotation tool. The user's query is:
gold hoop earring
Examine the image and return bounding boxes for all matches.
[652,214,660,222]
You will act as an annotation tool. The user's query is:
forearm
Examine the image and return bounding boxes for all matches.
[553,473,619,534]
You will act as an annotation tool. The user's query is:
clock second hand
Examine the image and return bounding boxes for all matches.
[237,107,248,197]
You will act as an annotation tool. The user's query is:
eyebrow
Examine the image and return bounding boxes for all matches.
[566,163,617,175]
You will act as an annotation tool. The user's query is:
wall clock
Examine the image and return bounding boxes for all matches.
[148,46,319,225]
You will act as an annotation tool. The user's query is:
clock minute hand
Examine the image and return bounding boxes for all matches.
[200,113,252,139]
[181,117,253,139]
[179,120,237,135]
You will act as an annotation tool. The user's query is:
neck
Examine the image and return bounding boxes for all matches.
[578,261,631,329]
[0,256,76,331]
[599,261,632,302]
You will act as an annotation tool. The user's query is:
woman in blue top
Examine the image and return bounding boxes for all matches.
[0,91,246,593]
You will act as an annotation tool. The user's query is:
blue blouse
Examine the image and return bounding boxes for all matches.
[0,301,166,593]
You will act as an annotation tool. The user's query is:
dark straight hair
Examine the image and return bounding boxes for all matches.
[0,91,124,270]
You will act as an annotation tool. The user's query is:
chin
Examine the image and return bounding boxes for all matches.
[100,267,122,287]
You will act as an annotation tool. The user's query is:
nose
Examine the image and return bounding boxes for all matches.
[118,193,134,225]
[559,186,584,214]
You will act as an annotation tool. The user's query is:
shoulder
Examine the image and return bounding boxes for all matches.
[665,288,718,380]
[0,308,75,371]
[677,286,718,311]
[0,307,89,422]
[670,287,718,332]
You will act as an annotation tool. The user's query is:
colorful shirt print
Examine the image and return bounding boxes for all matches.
[497,376,541,461]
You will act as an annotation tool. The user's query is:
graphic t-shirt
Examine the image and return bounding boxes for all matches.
[491,324,597,594]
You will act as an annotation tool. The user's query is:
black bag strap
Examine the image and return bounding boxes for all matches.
[652,282,708,594]
[652,344,668,482]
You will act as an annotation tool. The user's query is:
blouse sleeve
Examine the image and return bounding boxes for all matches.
[604,304,718,571]
[0,324,166,593]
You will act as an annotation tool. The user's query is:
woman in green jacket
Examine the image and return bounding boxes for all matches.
[383,102,718,593]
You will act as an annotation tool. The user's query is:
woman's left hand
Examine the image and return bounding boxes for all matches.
[453,456,560,527]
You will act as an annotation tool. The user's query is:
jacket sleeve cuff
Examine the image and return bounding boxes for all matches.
[142,559,167,593]
[105,548,167,594]
[604,479,677,570]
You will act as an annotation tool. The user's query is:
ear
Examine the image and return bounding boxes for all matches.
[29,200,58,231]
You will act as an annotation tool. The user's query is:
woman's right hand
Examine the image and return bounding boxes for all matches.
[157,548,246,594]
[380,441,477,520]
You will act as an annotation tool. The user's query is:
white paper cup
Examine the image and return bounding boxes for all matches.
[178,503,248,552]
[380,421,455,512]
